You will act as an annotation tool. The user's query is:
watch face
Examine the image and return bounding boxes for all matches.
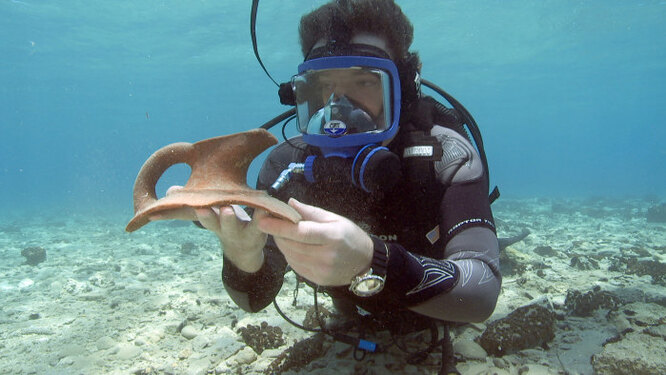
[352,275,385,297]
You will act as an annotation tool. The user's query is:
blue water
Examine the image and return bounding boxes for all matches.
[1,0,665,216]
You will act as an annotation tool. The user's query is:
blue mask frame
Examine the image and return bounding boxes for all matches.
[294,56,401,157]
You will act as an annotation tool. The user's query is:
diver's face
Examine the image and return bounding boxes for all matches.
[318,68,384,118]
[312,33,393,121]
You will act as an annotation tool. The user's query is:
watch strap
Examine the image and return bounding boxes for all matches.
[370,236,389,278]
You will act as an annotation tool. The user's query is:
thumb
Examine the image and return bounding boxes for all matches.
[288,198,337,222]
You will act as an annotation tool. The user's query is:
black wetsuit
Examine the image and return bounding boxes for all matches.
[222,124,501,324]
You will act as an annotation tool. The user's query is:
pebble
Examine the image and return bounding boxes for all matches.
[49,280,63,291]
[192,334,212,351]
[181,325,198,340]
[146,295,170,311]
[178,347,192,359]
[561,333,580,344]
[453,338,488,360]
[518,364,554,374]
[96,336,116,350]
[493,357,510,369]
[57,356,75,366]
[116,344,141,360]
[188,358,210,374]
[143,328,166,344]
[234,346,257,365]
[262,348,283,358]
[612,316,633,332]
[215,362,232,374]
[209,329,244,356]
[59,343,85,358]
[18,279,34,289]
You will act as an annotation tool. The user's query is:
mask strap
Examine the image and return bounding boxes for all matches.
[305,44,391,61]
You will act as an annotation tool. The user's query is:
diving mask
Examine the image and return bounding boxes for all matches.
[292,56,401,154]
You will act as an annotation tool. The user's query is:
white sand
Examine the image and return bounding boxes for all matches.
[0,197,664,374]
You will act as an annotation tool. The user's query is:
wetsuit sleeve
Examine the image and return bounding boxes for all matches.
[363,126,501,322]
[379,226,500,322]
[221,141,299,312]
[222,241,286,312]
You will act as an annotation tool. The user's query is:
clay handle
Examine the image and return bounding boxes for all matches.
[132,142,194,214]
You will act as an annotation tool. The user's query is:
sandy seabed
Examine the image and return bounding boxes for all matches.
[1,197,664,375]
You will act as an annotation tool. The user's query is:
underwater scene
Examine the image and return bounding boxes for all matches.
[1,1,665,374]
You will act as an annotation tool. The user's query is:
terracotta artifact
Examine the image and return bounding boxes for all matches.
[126,129,301,232]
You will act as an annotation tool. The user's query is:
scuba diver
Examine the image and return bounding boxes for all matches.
[159,0,502,373]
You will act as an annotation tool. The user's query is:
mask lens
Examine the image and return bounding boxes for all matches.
[293,67,392,137]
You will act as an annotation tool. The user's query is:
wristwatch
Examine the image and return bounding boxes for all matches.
[349,237,389,297]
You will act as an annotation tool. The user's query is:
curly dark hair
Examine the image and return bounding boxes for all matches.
[299,0,414,60]
[299,0,423,123]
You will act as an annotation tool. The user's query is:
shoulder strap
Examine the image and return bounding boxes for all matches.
[400,95,500,204]
[401,96,467,137]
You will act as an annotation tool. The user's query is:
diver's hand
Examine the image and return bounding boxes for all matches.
[257,198,373,286]
[149,186,267,273]
[194,205,268,273]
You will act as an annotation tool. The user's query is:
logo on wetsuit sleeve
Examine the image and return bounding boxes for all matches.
[405,253,458,296]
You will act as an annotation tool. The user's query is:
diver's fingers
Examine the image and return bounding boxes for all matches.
[252,207,270,221]
[258,216,327,245]
[288,198,338,222]
[218,206,245,227]
[194,207,222,231]
[197,206,254,234]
